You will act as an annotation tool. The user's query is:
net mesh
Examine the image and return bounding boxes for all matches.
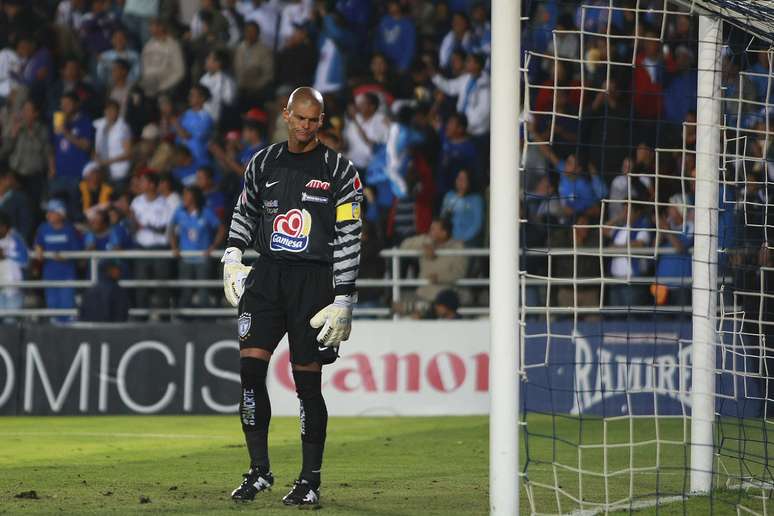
[519,0,774,513]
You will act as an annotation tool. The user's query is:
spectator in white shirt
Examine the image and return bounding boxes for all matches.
[277,0,313,50]
[439,12,474,71]
[130,172,174,309]
[93,100,132,184]
[200,49,237,125]
[432,53,491,137]
[243,0,281,50]
[343,92,390,171]
[0,211,28,317]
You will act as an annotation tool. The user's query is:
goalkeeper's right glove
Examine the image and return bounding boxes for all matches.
[221,247,252,307]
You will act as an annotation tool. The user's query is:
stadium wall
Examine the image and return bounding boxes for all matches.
[0,321,759,416]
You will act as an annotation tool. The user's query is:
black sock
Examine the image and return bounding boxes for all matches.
[240,357,271,473]
[293,370,327,489]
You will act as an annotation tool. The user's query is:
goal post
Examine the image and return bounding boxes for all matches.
[489,0,521,514]
[689,12,721,495]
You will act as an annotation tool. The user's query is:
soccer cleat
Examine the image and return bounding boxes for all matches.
[281,479,320,508]
[230,468,274,501]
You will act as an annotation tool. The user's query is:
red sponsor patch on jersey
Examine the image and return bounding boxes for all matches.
[353,172,362,192]
[305,179,330,190]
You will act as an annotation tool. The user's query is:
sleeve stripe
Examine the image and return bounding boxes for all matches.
[333,256,360,270]
[333,243,361,258]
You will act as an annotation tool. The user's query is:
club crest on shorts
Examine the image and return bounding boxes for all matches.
[270,209,312,252]
[238,313,251,338]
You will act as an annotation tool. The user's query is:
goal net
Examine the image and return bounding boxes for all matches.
[519,0,774,513]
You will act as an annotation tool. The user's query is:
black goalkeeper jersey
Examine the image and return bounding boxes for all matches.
[227,141,363,296]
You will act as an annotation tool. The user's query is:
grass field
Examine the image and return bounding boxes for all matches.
[0,415,769,515]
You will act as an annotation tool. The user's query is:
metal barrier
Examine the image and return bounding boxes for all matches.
[0,246,713,319]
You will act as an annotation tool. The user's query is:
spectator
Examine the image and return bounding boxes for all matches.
[633,29,676,121]
[343,92,390,171]
[653,194,694,307]
[0,170,32,242]
[130,172,173,310]
[432,53,490,138]
[374,0,416,73]
[663,46,697,125]
[0,45,20,101]
[426,289,461,320]
[541,149,606,223]
[122,0,159,45]
[159,173,182,214]
[220,0,244,47]
[436,111,478,196]
[278,0,314,50]
[140,18,185,97]
[0,210,28,317]
[51,91,94,218]
[440,169,485,246]
[275,23,317,88]
[48,57,98,119]
[84,209,111,251]
[0,99,51,213]
[399,217,467,307]
[439,12,474,71]
[106,59,133,118]
[15,34,53,102]
[190,0,230,42]
[132,123,173,175]
[470,3,491,57]
[94,99,133,184]
[233,21,274,104]
[200,49,237,125]
[171,144,199,187]
[96,28,141,89]
[172,85,214,167]
[34,199,83,320]
[79,259,130,322]
[243,0,281,50]
[106,203,133,252]
[313,8,356,95]
[196,166,225,220]
[79,161,113,220]
[603,190,654,309]
[79,0,119,55]
[608,157,651,221]
[169,185,224,308]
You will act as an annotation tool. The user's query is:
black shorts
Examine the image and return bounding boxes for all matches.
[237,256,336,365]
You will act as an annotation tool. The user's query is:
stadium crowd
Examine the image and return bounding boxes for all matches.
[0,0,768,321]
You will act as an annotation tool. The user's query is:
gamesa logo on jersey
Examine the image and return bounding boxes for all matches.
[305,179,330,191]
[270,209,312,252]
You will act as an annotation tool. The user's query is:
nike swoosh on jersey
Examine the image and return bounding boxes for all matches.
[266,180,280,188]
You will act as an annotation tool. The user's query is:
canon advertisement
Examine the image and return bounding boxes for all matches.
[0,321,760,416]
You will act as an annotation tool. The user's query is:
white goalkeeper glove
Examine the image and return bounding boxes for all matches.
[310,294,354,347]
[221,247,252,307]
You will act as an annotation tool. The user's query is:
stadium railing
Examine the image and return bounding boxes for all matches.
[0,247,701,319]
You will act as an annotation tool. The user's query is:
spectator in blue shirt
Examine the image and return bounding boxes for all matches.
[171,145,199,187]
[663,46,697,124]
[654,195,694,307]
[440,169,485,246]
[172,85,214,167]
[541,148,607,223]
[52,92,95,219]
[374,1,416,73]
[169,186,225,308]
[195,166,225,221]
[84,210,111,251]
[34,199,83,320]
[437,112,479,200]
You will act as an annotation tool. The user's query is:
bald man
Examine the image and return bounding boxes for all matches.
[222,87,363,507]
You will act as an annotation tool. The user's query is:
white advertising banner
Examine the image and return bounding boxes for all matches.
[267,321,491,416]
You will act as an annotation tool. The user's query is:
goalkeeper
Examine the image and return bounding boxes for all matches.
[222,87,362,508]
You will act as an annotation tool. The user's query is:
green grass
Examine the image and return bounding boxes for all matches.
[0,416,488,515]
[0,415,771,515]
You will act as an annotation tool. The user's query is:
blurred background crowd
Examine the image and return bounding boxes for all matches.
[0,0,770,322]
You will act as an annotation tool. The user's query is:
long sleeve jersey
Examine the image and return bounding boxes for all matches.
[228,141,363,296]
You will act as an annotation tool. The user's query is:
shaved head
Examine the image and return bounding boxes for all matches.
[287,87,324,113]
[283,86,325,151]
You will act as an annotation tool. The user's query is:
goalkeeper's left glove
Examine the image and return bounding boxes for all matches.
[310,294,354,347]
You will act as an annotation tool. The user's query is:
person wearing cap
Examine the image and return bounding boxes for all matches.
[79,161,113,220]
[34,199,83,320]
[172,84,214,168]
